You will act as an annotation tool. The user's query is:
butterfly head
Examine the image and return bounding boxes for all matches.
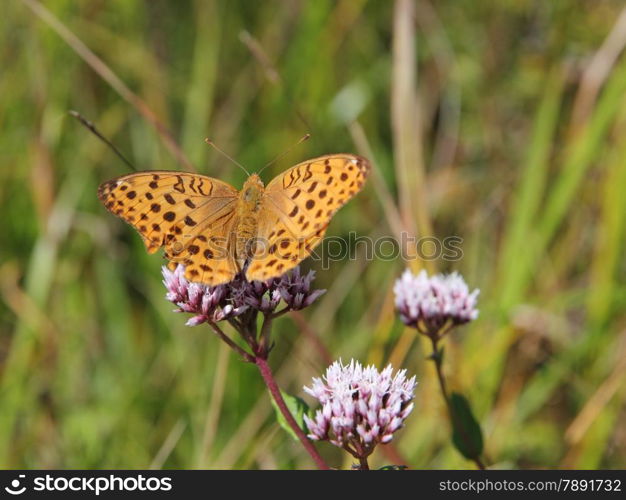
[241,173,265,209]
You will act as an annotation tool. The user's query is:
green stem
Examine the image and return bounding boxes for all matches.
[430,337,486,470]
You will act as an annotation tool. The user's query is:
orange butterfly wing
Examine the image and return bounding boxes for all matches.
[98,171,240,285]
[245,154,370,281]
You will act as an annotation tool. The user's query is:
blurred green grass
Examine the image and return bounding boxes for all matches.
[1,0,625,469]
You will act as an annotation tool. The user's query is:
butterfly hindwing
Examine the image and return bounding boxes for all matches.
[164,213,239,285]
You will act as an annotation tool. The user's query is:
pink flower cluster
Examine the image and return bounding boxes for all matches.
[304,360,416,458]
[162,264,325,326]
[162,264,247,326]
[393,269,479,336]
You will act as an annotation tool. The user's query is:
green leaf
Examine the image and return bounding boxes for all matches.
[270,390,311,441]
[378,465,408,470]
[449,392,484,460]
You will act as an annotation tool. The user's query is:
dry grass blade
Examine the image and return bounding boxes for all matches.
[239,30,281,85]
[238,29,311,132]
[349,121,406,242]
[150,419,187,470]
[414,1,460,170]
[564,332,626,446]
[21,0,195,172]
[391,0,433,254]
[570,7,626,133]
[290,311,333,366]
[196,343,231,467]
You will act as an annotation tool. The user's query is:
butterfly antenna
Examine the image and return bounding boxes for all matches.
[68,110,138,171]
[204,138,251,176]
[257,133,311,176]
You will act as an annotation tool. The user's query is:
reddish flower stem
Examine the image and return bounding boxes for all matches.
[255,356,330,470]
[208,323,254,363]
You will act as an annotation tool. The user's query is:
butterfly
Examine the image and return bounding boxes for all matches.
[98,154,370,285]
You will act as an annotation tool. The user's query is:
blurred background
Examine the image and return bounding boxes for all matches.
[1,0,625,469]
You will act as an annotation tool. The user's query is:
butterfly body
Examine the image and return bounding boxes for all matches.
[235,173,264,266]
[98,154,370,286]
